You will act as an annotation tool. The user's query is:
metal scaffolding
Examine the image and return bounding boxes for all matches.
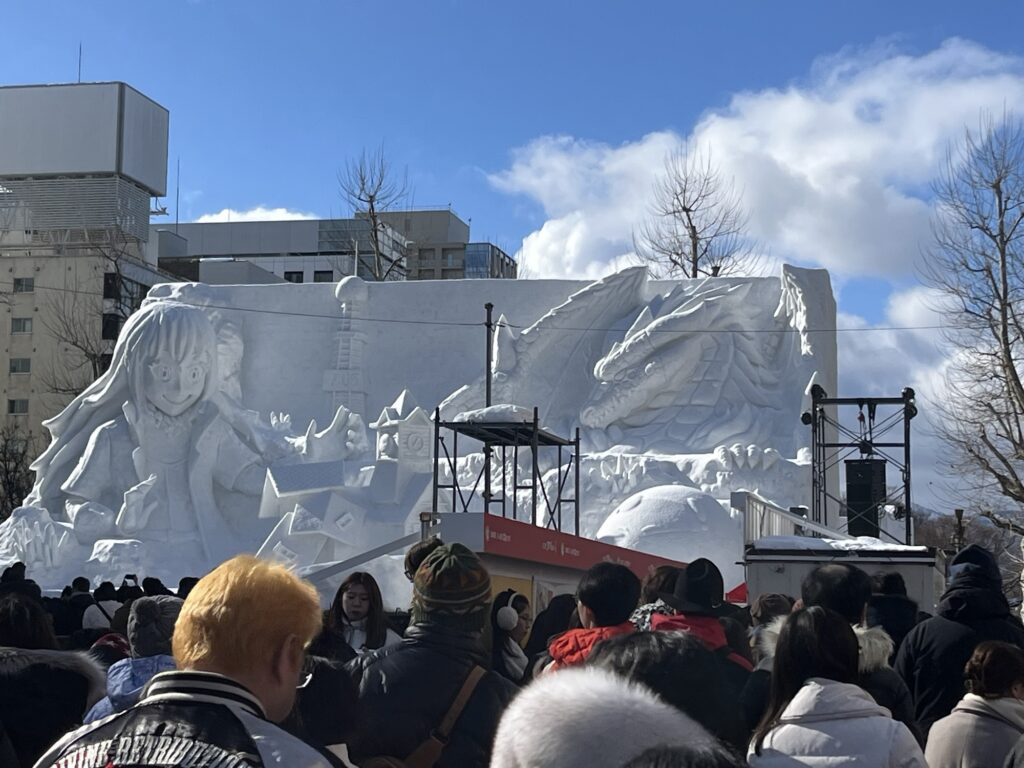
[432,406,581,535]
[802,385,918,545]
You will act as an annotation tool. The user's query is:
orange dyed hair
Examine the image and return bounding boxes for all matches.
[172,555,321,675]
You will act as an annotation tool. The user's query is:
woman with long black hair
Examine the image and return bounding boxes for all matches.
[313,572,401,658]
[749,605,924,767]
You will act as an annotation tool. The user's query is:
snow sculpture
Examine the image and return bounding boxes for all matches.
[596,486,745,589]
[441,267,833,544]
[3,301,366,583]
[0,265,836,590]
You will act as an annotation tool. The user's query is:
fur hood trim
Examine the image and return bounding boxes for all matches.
[491,666,713,768]
[0,646,107,709]
[757,617,895,674]
[853,624,895,673]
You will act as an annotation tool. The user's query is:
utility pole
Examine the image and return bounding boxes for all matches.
[951,508,966,553]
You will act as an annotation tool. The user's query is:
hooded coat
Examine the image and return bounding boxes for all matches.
[748,677,926,767]
[0,647,105,768]
[490,666,719,768]
[741,616,921,743]
[83,654,177,723]
[895,545,1024,735]
[924,693,1024,768]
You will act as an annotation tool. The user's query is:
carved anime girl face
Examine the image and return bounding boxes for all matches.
[125,303,218,419]
[144,351,209,417]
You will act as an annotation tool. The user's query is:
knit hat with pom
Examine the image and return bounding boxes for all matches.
[128,595,183,658]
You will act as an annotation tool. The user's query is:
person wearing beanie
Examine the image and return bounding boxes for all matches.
[896,544,1024,735]
[347,543,517,767]
[83,595,183,723]
[489,666,720,768]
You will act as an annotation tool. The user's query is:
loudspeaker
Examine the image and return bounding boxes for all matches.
[845,459,886,538]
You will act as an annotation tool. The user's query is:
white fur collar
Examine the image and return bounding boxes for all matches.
[0,646,107,709]
[757,616,895,674]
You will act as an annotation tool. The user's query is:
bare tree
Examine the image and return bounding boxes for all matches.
[338,145,408,280]
[0,424,36,521]
[39,229,145,398]
[914,508,1021,600]
[633,144,758,278]
[922,112,1024,525]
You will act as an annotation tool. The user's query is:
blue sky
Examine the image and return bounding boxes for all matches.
[2,1,1021,281]
[6,1,1024,509]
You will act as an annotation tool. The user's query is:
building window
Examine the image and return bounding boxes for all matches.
[11,317,32,334]
[313,270,334,283]
[284,271,304,284]
[12,278,33,293]
[9,358,30,375]
[442,248,462,268]
[103,273,120,300]
[100,353,114,374]
[7,399,28,416]
[102,313,121,341]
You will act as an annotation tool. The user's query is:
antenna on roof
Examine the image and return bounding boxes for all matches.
[175,157,181,233]
[77,43,82,83]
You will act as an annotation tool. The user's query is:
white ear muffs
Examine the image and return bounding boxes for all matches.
[496,605,519,632]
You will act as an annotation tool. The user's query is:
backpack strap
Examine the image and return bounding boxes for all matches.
[96,601,114,623]
[402,665,487,768]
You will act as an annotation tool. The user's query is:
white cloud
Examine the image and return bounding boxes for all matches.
[490,132,679,279]
[488,39,1024,514]
[194,206,319,223]
[492,38,1024,281]
[836,288,958,511]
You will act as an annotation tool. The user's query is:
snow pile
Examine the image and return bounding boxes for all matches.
[752,535,928,552]
[453,404,536,424]
[597,485,745,590]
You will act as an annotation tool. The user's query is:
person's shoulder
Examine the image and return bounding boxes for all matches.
[237,711,338,767]
[31,712,123,767]
[480,666,519,700]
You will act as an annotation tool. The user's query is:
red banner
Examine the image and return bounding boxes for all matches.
[482,515,687,580]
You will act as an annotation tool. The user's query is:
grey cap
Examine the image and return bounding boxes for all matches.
[128,595,183,658]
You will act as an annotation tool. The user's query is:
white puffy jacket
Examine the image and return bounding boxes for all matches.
[748,677,926,767]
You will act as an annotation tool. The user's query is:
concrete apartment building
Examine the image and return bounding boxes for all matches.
[379,209,517,280]
[155,209,516,283]
[152,217,409,284]
[0,82,171,442]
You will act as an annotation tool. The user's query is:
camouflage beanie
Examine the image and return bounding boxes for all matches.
[412,543,491,632]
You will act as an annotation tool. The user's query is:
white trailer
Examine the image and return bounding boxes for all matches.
[745,536,946,612]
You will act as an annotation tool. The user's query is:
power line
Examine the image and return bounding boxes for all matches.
[0,280,951,335]
[194,301,948,335]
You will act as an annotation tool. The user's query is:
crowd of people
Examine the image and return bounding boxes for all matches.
[1,540,1024,766]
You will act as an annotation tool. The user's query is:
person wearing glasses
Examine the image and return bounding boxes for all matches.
[33,556,351,768]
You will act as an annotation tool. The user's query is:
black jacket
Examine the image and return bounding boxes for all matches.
[347,622,517,768]
[896,568,1024,735]
[867,593,919,657]
[0,647,105,768]
[34,670,335,767]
